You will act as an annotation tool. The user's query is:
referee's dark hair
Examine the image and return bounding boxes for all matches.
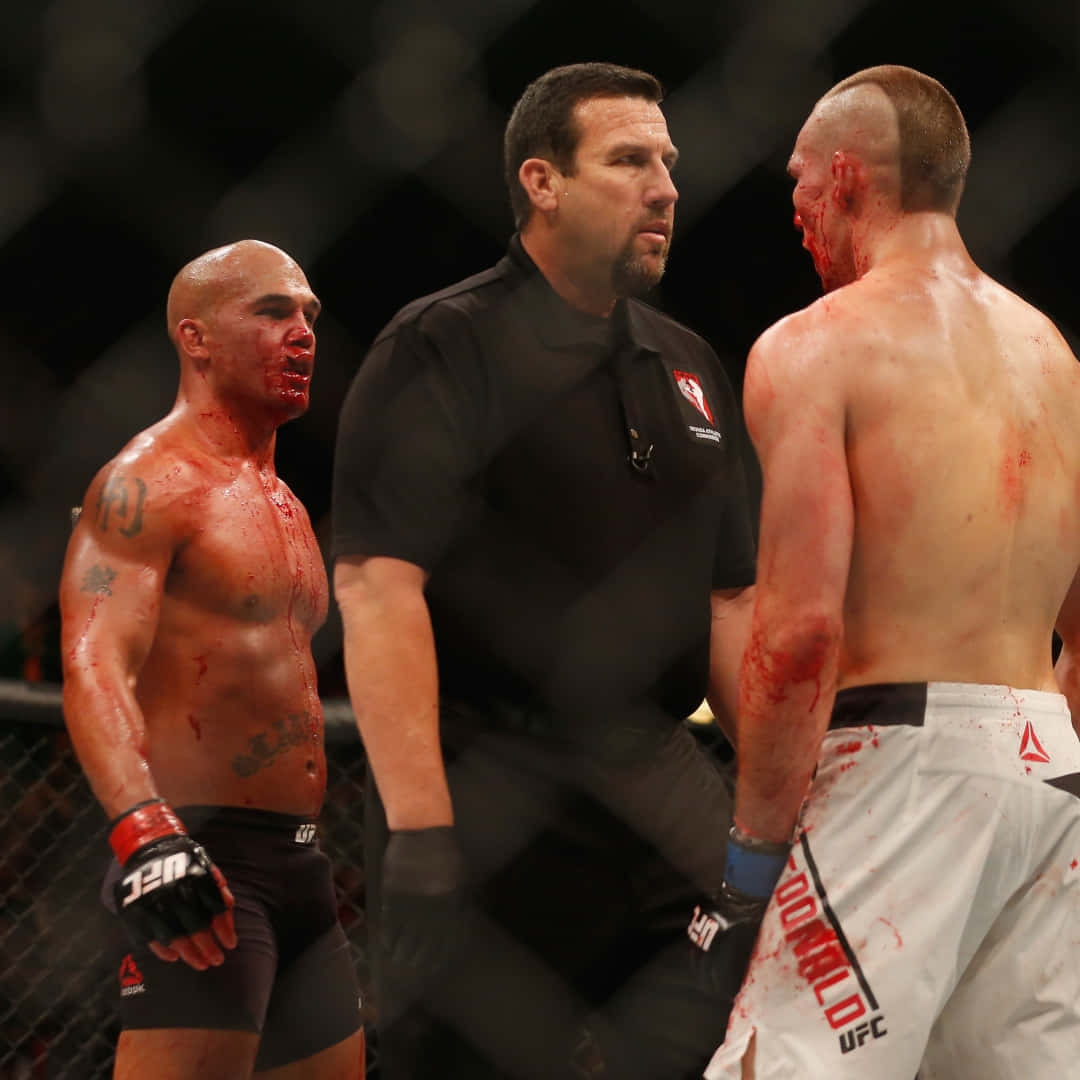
[504,62,664,229]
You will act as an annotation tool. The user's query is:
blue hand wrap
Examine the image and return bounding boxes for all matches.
[723,826,790,899]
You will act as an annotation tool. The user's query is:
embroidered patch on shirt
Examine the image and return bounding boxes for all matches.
[673,369,714,423]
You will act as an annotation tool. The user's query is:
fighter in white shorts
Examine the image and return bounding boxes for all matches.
[707,682,1080,1078]
[692,66,1080,1080]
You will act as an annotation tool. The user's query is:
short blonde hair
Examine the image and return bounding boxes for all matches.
[826,65,970,214]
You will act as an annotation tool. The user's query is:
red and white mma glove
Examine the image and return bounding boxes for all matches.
[109,799,230,947]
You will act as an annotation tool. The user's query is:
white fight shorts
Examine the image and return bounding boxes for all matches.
[706,682,1080,1080]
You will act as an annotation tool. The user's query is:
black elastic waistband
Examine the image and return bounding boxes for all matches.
[829,683,928,730]
[176,805,317,835]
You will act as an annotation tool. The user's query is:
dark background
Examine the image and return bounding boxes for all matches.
[2,0,1078,692]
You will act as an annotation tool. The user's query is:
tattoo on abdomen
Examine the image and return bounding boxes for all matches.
[96,475,146,537]
[81,564,116,595]
[232,713,313,777]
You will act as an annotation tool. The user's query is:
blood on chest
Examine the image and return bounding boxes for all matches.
[167,487,329,629]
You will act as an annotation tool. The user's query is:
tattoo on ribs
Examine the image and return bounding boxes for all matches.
[96,475,146,537]
[81,564,117,596]
[232,713,314,777]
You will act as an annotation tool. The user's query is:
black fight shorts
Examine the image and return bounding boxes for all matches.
[103,806,361,1071]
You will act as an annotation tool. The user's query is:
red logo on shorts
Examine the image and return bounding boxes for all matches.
[119,954,142,987]
[672,370,714,423]
[1018,722,1051,764]
[119,954,146,996]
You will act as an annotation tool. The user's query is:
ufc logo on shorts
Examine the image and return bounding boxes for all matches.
[687,905,723,952]
[294,824,316,844]
[120,852,200,908]
[839,1015,888,1054]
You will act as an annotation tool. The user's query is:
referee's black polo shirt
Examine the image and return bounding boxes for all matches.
[332,235,756,737]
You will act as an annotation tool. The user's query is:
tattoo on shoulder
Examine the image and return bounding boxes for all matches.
[81,565,117,596]
[96,475,147,537]
[232,713,315,778]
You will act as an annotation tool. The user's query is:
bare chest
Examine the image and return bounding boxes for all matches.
[167,481,329,630]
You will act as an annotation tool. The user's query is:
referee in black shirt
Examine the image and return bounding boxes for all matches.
[333,62,757,1079]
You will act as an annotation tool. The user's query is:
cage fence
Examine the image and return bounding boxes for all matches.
[0,681,735,1078]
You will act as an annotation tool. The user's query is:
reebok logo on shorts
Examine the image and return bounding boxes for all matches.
[1019,721,1051,764]
[119,954,146,997]
[294,824,317,844]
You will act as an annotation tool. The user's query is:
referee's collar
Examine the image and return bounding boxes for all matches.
[503,234,663,356]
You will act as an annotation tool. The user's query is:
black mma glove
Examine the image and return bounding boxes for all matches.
[564,828,793,1080]
[687,824,790,956]
[380,826,472,990]
[109,799,230,949]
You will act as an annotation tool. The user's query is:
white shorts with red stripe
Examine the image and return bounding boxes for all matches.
[705,681,1080,1080]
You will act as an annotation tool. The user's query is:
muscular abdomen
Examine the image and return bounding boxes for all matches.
[135,592,328,816]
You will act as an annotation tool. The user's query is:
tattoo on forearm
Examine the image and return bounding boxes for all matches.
[81,564,117,595]
[96,475,147,537]
[232,713,314,777]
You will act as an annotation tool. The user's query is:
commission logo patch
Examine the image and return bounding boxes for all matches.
[672,369,714,423]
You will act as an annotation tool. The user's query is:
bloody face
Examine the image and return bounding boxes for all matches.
[203,253,321,423]
[788,113,857,293]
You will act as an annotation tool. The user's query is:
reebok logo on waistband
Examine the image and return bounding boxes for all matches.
[1019,721,1051,764]
[119,954,146,997]
[294,824,316,844]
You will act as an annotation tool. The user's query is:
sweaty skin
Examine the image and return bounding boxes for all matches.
[735,82,1080,844]
[60,240,327,822]
[62,239,365,1080]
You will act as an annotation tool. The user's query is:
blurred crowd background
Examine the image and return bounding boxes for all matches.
[3,0,1079,696]
[0,0,1078,1074]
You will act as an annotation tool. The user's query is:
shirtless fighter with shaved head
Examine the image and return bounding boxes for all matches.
[696,67,1080,1078]
[60,241,365,1079]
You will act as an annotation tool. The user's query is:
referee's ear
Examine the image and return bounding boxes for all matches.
[519,158,562,218]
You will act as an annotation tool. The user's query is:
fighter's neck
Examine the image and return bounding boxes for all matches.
[855,212,969,278]
[170,395,279,469]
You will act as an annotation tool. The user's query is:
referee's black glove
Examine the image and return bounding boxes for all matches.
[381,826,473,991]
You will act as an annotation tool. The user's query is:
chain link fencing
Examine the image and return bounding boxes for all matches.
[0,680,734,1078]
[0,686,374,1079]
[2,5,1077,1074]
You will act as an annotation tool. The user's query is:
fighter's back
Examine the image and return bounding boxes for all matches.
[828,251,1080,691]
